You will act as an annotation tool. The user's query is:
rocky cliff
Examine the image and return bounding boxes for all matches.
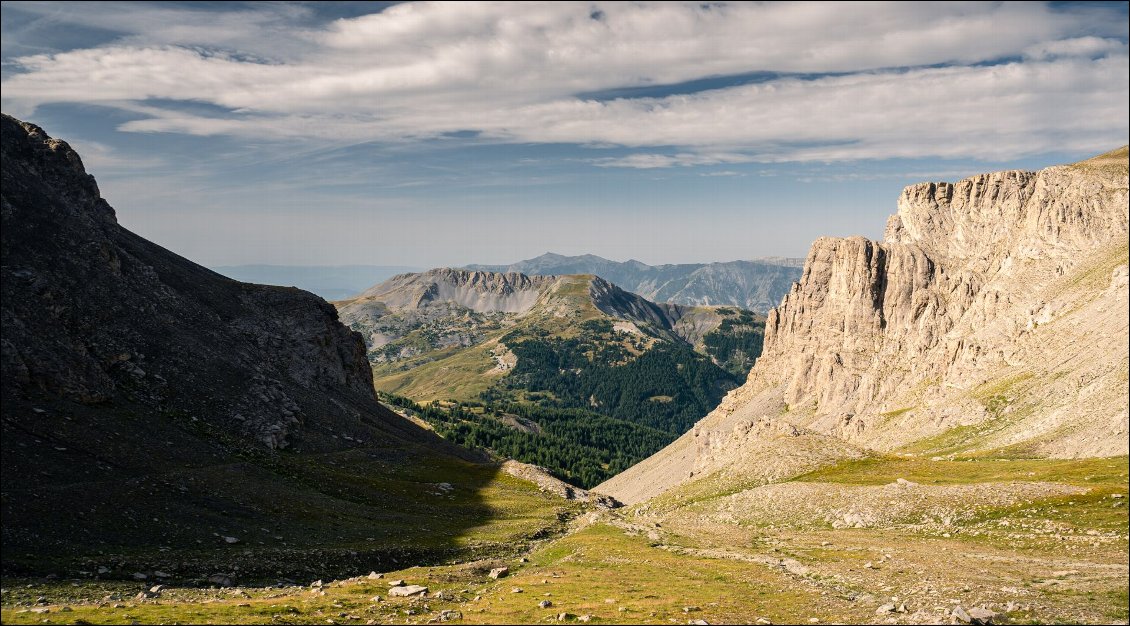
[599,148,1129,504]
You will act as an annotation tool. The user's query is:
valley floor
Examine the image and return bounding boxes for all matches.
[3,456,1126,625]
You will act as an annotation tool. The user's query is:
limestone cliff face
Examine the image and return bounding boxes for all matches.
[599,149,1129,505]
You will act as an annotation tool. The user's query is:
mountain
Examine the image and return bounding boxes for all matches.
[0,114,585,581]
[211,264,422,301]
[599,147,1130,504]
[465,253,804,312]
[336,268,765,486]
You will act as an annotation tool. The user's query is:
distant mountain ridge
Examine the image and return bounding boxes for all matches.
[465,253,804,312]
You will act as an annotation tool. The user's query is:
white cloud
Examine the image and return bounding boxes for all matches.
[2,1,1127,163]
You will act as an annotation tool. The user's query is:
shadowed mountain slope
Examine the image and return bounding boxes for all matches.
[0,114,573,581]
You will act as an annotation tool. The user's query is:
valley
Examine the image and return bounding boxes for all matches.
[1,117,1126,626]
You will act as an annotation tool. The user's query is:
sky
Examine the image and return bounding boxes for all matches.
[2,1,1128,268]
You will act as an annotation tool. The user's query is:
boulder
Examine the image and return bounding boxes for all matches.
[388,585,428,598]
[488,567,509,579]
[967,607,999,625]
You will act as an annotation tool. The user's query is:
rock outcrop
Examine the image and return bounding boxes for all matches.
[599,148,1129,504]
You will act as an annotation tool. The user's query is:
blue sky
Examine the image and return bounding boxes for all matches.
[2,1,1127,267]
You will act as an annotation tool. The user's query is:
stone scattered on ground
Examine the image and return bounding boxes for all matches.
[489,567,509,579]
[388,585,428,598]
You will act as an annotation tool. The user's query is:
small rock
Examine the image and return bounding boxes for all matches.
[578,616,592,623]
[864,561,875,569]
[97,566,111,575]
[519,557,529,563]
[489,567,509,579]
[367,571,382,580]
[756,619,773,625]
[388,585,428,598]
[511,588,523,593]
[369,596,383,603]
[1111,493,1124,499]
[223,536,239,544]
[689,620,710,626]
[876,604,896,615]
[310,580,324,588]
[539,599,553,608]
[557,612,575,621]
[807,619,819,624]
[439,610,463,621]
[153,571,170,578]
[60,606,72,612]
[388,579,405,587]
[131,572,148,580]
[952,606,972,623]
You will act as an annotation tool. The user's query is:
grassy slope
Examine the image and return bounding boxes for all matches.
[6,455,1124,624]
[0,399,580,583]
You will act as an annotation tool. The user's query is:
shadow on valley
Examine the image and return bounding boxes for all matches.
[0,399,567,584]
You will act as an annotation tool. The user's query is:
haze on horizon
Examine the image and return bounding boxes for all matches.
[1,1,1127,268]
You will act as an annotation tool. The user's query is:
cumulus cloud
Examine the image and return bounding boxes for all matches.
[2,1,1127,163]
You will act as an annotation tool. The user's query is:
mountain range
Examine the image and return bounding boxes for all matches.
[466,252,804,312]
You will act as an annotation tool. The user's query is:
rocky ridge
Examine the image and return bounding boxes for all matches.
[599,148,1129,504]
